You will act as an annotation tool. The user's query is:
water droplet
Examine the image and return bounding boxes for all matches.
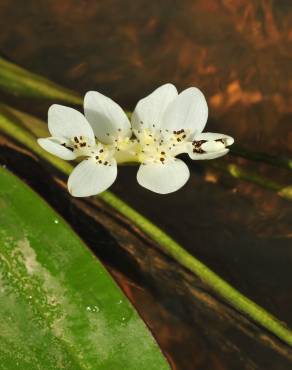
[121,302,133,321]
[86,305,100,313]
[120,315,129,326]
[54,219,59,224]
[117,299,123,305]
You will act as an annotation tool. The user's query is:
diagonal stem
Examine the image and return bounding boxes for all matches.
[230,144,292,171]
[209,161,292,200]
[1,107,292,347]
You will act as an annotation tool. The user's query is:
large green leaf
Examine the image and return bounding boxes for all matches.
[0,167,170,370]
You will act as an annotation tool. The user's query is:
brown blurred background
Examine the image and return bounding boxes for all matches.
[1,0,291,153]
[0,1,292,369]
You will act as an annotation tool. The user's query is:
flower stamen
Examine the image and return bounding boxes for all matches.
[192,140,207,154]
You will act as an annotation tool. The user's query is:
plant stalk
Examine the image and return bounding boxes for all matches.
[1,108,292,347]
[230,145,292,171]
[0,56,82,105]
[210,161,292,201]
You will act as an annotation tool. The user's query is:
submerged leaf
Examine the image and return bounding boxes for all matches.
[0,167,170,370]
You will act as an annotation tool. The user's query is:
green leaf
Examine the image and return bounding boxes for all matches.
[0,167,170,370]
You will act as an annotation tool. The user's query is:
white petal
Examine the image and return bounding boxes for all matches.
[201,140,225,152]
[37,137,77,160]
[137,159,190,194]
[131,84,178,131]
[194,132,234,146]
[48,105,95,144]
[189,148,229,160]
[161,87,208,137]
[68,158,117,197]
[84,91,131,144]
[188,132,234,159]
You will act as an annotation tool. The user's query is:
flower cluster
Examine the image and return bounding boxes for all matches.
[38,84,234,196]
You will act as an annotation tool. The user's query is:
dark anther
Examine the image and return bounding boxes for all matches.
[104,161,108,165]
[99,149,104,153]
[193,148,205,153]
[62,143,74,152]
[161,151,165,155]
[192,139,207,154]
[98,160,102,164]
[193,140,207,146]
[160,157,165,162]
[74,137,78,143]
[95,156,99,160]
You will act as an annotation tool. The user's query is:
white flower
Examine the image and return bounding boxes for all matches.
[131,84,234,194]
[38,92,132,197]
[38,84,234,197]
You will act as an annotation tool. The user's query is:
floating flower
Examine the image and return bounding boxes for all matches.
[38,84,234,197]
[131,84,234,194]
[38,92,132,197]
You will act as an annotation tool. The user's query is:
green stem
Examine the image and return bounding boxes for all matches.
[1,108,292,347]
[210,161,292,201]
[230,144,292,171]
[101,191,292,346]
[0,57,82,105]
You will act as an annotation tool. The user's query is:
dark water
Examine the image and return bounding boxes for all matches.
[0,1,292,369]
